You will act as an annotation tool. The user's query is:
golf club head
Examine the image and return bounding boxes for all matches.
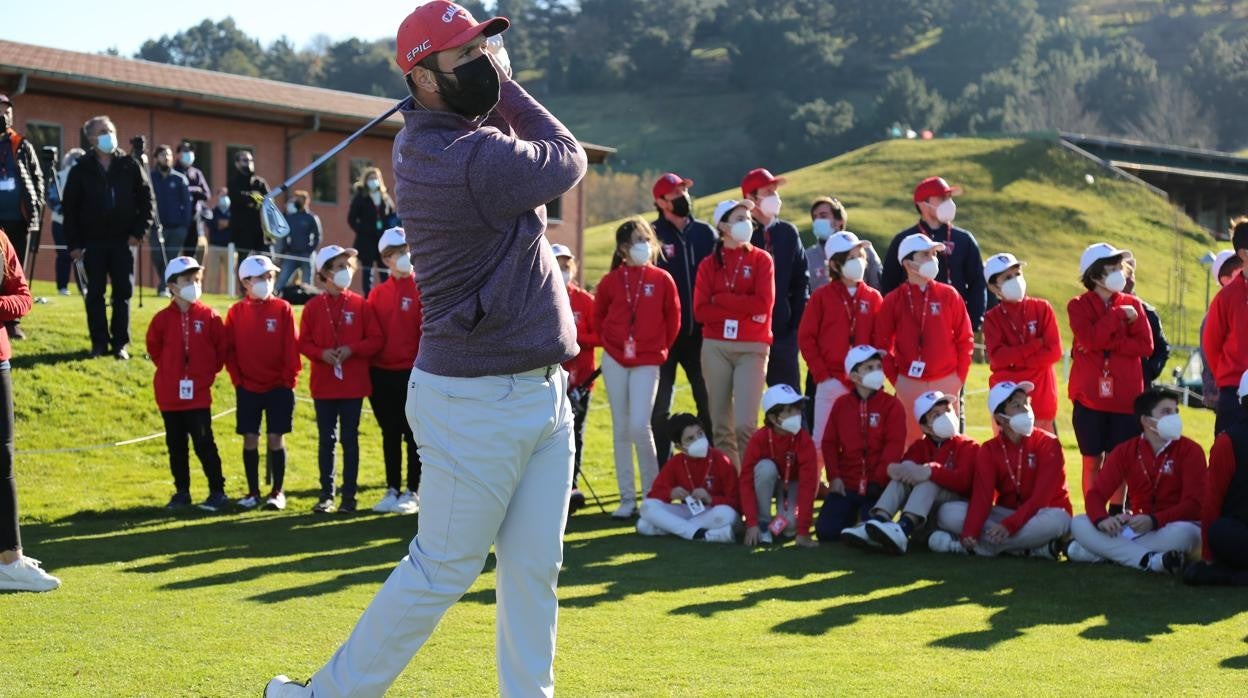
[260,196,290,240]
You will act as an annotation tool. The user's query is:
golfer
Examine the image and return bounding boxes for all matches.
[266,2,587,696]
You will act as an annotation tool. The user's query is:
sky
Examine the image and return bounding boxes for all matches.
[1,1,456,57]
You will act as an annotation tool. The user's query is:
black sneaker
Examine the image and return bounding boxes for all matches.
[1161,549,1186,575]
[338,498,357,514]
[312,498,336,514]
[198,491,231,512]
[165,491,192,509]
[569,488,585,515]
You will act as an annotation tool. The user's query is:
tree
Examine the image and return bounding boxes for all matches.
[1079,38,1158,133]
[928,0,1044,95]
[723,0,845,100]
[262,37,321,86]
[319,39,400,98]
[1127,76,1218,149]
[1185,31,1248,149]
[136,18,264,76]
[874,68,947,133]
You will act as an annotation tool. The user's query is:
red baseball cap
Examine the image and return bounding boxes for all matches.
[913,176,963,203]
[741,168,787,198]
[652,172,693,200]
[395,1,510,75]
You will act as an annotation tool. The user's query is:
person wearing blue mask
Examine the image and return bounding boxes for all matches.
[806,196,882,293]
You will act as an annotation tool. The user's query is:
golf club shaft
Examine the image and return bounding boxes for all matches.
[269,97,413,199]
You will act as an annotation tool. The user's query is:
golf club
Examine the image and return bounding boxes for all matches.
[260,96,413,240]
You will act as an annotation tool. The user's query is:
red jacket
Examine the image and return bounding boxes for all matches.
[646,448,739,510]
[145,301,226,412]
[594,263,680,367]
[822,387,907,494]
[1204,433,1240,559]
[368,274,423,371]
[224,297,300,392]
[563,284,599,390]
[982,297,1063,421]
[693,245,775,344]
[1202,273,1248,388]
[1087,435,1204,526]
[739,427,819,534]
[902,434,980,498]
[798,281,883,383]
[964,430,1071,538]
[0,231,31,361]
[874,281,973,383]
[1067,291,1153,414]
[299,290,384,400]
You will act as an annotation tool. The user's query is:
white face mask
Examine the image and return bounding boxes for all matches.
[916,258,939,281]
[860,369,886,391]
[840,257,866,282]
[935,199,957,224]
[1103,270,1127,293]
[812,218,835,240]
[394,253,413,275]
[999,275,1026,302]
[930,411,958,440]
[685,436,709,458]
[247,279,269,299]
[286,202,298,215]
[729,220,754,244]
[178,282,201,303]
[629,242,651,266]
[96,132,117,154]
[1154,413,1183,442]
[1008,408,1035,437]
[332,268,353,289]
[759,194,782,218]
[179,151,194,167]
[218,197,230,210]
[779,414,803,435]
[560,269,572,286]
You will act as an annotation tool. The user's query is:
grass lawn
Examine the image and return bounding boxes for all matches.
[6,277,1248,697]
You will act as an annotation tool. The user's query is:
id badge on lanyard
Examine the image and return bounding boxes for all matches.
[179,314,194,399]
[624,336,637,360]
[179,379,194,400]
[723,319,739,340]
[1098,353,1113,398]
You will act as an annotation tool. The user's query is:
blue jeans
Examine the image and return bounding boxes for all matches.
[276,255,312,289]
[315,398,363,501]
[815,489,881,541]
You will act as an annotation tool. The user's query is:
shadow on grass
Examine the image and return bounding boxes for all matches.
[9,347,96,369]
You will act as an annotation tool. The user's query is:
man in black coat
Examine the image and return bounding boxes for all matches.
[228,150,270,258]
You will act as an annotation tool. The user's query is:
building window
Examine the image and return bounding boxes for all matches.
[226,144,255,183]
[349,158,373,193]
[546,195,563,222]
[183,139,213,189]
[312,152,338,204]
[24,122,62,166]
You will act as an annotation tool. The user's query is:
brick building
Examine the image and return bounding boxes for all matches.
[0,38,612,289]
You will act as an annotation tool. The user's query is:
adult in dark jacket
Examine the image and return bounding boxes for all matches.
[150,145,192,293]
[276,190,322,289]
[1123,254,1170,387]
[743,168,808,391]
[63,115,155,359]
[347,167,397,296]
[881,177,987,332]
[174,141,211,258]
[649,172,714,463]
[0,95,46,340]
[227,149,269,258]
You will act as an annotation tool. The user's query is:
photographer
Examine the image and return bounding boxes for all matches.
[0,94,45,340]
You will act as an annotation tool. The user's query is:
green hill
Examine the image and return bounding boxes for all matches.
[580,137,1214,347]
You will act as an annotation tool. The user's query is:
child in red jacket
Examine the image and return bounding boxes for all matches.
[637,413,739,543]
[740,384,820,547]
[555,244,599,514]
[594,217,681,519]
[842,390,979,555]
[366,228,423,516]
[225,254,301,511]
[145,257,229,511]
[815,345,907,541]
[299,245,383,514]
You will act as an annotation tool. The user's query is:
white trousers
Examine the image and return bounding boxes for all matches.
[873,479,962,524]
[811,378,850,448]
[937,501,1071,557]
[308,366,574,698]
[639,499,738,539]
[600,353,661,505]
[1070,515,1201,568]
[753,458,799,533]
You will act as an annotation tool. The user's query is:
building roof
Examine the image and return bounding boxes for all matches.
[0,38,614,162]
[1061,132,1248,180]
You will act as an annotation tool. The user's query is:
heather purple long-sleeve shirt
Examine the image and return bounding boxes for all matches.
[393,80,588,377]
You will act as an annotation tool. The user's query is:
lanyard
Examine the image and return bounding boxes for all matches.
[725,249,747,292]
[903,283,931,353]
[998,301,1031,345]
[768,430,796,510]
[621,265,646,334]
[179,310,192,376]
[682,455,711,492]
[1134,438,1169,512]
[838,283,860,344]
[1000,438,1026,496]
[324,294,347,347]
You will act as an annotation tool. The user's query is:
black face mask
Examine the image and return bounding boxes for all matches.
[433,55,501,120]
[669,193,691,218]
[0,114,9,131]
[238,162,254,175]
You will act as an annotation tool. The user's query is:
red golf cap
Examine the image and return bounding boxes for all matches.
[652,172,693,200]
[395,1,510,75]
[913,176,963,203]
[741,168,787,198]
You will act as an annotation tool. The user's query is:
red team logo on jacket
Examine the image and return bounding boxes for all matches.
[869,412,880,427]
[858,300,870,314]
[663,244,676,259]
[643,284,654,297]
[265,318,277,333]
[1161,459,1174,475]
[1027,320,1038,336]
[929,302,941,316]
[344,312,355,326]
[1028,453,1036,469]
[401,297,414,312]
[193,320,204,333]
[743,266,752,279]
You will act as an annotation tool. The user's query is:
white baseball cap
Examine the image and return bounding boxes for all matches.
[377,227,407,254]
[1212,250,1237,280]
[983,252,1026,285]
[761,384,806,414]
[843,345,884,377]
[1078,242,1130,277]
[988,381,1034,414]
[897,233,946,263]
[237,254,279,281]
[824,231,872,258]
[164,256,203,283]
[315,245,358,272]
[551,243,574,259]
[913,391,953,422]
[711,199,756,227]
[1238,369,1248,399]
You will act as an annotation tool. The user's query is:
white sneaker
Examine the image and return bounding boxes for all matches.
[611,502,636,520]
[394,490,419,514]
[839,523,881,549]
[928,530,968,555]
[866,520,909,555]
[263,491,286,511]
[636,519,663,536]
[759,530,774,544]
[704,525,735,544]
[1065,540,1104,564]
[372,488,400,513]
[0,556,61,592]
[58,288,71,296]
[264,676,312,697]
[1027,540,1060,560]
[237,494,261,510]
